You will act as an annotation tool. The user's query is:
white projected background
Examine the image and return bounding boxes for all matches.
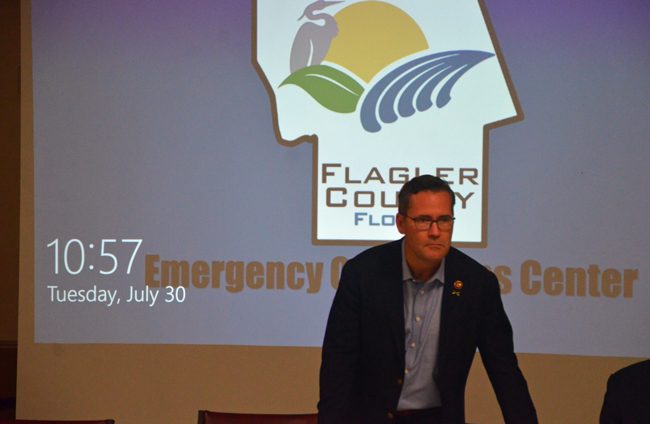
[32,0,649,357]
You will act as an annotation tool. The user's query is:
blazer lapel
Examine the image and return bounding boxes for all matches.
[439,248,463,357]
[383,240,406,361]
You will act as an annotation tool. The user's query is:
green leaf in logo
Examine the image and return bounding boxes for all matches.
[280,65,365,113]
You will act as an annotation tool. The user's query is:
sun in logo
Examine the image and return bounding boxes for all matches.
[280,0,494,133]
[324,1,429,83]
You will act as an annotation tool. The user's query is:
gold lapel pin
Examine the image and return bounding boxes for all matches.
[452,280,463,296]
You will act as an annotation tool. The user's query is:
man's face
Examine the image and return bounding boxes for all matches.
[396,190,454,274]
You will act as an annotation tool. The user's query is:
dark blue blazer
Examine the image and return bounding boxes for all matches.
[600,359,650,424]
[318,239,537,423]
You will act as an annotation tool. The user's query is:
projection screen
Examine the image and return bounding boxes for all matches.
[31,0,649,358]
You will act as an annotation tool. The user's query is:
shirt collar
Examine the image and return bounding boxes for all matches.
[401,239,446,285]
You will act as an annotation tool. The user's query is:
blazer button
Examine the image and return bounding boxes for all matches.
[387,411,394,420]
[396,378,403,386]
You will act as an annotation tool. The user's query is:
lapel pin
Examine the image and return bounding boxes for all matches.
[452,280,463,296]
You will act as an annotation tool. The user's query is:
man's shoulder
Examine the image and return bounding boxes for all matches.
[604,359,650,420]
[447,246,491,275]
[338,240,402,285]
[609,359,650,387]
[349,239,402,263]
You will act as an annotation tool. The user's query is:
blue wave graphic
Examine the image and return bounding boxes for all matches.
[359,50,495,132]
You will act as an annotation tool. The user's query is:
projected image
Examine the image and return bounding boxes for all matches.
[31,0,649,357]
[256,0,519,244]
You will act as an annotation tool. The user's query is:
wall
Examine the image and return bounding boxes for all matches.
[0,0,20,416]
[0,0,20,343]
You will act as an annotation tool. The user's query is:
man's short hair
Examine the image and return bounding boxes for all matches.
[398,175,455,215]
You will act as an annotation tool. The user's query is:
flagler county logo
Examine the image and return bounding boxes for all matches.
[255,0,520,246]
[281,1,493,133]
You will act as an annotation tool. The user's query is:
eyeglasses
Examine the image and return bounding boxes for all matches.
[404,214,455,231]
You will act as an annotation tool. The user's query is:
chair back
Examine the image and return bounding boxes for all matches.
[0,420,114,424]
[198,410,317,424]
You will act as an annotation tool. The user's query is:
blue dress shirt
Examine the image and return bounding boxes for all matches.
[397,241,445,410]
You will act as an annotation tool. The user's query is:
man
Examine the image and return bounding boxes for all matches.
[318,175,537,423]
[600,359,650,423]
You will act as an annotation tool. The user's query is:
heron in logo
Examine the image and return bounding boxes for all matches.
[290,0,343,72]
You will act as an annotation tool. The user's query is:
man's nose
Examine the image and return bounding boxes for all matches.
[428,221,441,236]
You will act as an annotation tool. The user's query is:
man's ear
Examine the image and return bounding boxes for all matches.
[396,213,406,235]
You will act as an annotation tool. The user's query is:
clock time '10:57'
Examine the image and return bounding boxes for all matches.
[46,238,143,275]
